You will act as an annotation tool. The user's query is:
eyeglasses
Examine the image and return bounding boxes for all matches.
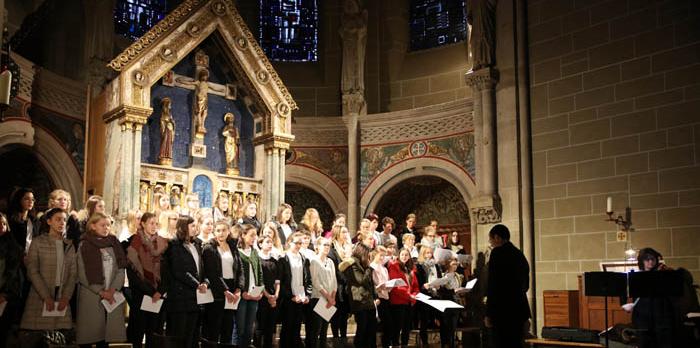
[321,243,331,247]
[292,241,303,245]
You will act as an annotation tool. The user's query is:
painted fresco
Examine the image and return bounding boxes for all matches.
[287,147,349,193]
[29,106,86,175]
[359,132,475,193]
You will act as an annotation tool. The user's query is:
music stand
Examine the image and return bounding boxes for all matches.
[628,270,683,298]
[584,272,628,348]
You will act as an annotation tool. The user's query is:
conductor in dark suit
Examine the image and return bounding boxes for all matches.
[484,224,531,348]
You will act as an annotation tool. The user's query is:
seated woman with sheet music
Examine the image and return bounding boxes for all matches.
[622,248,678,348]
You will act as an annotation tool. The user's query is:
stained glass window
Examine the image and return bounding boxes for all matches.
[115,0,168,40]
[259,0,318,62]
[410,0,467,51]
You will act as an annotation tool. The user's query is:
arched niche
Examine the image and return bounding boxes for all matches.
[373,175,471,251]
[0,120,82,208]
[285,164,346,214]
[284,182,335,230]
[0,145,55,211]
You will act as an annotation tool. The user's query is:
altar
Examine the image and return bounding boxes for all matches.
[85,0,296,220]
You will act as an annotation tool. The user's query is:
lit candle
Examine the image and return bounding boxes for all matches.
[0,70,11,106]
[606,196,612,214]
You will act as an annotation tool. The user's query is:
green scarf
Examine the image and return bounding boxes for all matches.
[238,247,263,286]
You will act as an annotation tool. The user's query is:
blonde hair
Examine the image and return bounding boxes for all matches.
[301,208,323,236]
[423,226,436,237]
[417,245,434,263]
[49,189,71,211]
[86,212,110,235]
[158,210,178,238]
[262,221,283,249]
[331,225,348,244]
[402,233,415,244]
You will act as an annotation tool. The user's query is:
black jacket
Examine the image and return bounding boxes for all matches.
[339,257,376,313]
[0,233,22,302]
[278,252,313,301]
[163,239,209,312]
[259,255,280,295]
[9,215,35,252]
[275,221,297,247]
[202,239,240,300]
[486,241,531,324]
[417,261,443,296]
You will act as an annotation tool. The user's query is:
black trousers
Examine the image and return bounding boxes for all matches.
[330,297,349,339]
[306,298,331,348]
[203,300,235,344]
[353,309,377,348]
[418,302,437,344]
[376,299,391,348]
[257,298,278,348]
[166,310,200,348]
[492,320,525,348]
[280,300,309,348]
[127,305,164,348]
[389,304,413,346]
[439,309,459,348]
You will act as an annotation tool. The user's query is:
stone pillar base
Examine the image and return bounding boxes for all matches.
[227,167,240,176]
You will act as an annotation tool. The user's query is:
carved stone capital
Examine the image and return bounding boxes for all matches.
[470,194,502,224]
[464,67,499,91]
[254,133,294,150]
[342,91,367,116]
[103,105,153,130]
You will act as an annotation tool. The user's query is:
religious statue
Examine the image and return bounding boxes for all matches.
[467,0,497,70]
[139,182,149,212]
[222,112,240,175]
[193,69,210,136]
[340,0,368,96]
[158,97,175,165]
[170,186,182,211]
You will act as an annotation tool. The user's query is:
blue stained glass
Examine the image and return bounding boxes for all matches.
[410,0,467,51]
[259,0,318,62]
[115,0,168,41]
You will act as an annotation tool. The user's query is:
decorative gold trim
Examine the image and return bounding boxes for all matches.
[132,69,148,86]
[235,36,248,50]
[256,69,270,84]
[108,0,207,72]
[103,105,153,124]
[187,23,203,37]
[210,0,228,16]
[160,45,178,62]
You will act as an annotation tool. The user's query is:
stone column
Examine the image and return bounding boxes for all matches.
[278,148,286,205]
[344,111,360,235]
[102,105,151,218]
[264,148,273,221]
[271,147,280,213]
[465,68,501,225]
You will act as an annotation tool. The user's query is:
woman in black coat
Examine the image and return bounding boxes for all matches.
[278,232,313,348]
[163,215,210,348]
[7,188,36,253]
[416,246,442,346]
[0,213,22,348]
[202,221,240,344]
[256,235,281,348]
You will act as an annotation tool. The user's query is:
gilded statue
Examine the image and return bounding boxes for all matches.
[467,0,497,70]
[158,97,175,165]
[222,112,240,175]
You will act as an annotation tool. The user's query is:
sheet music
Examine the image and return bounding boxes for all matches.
[313,297,337,322]
[455,278,478,294]
[428,276,449,288]
[422,299,464,312]
[42,303,67,317]
[140,295,164,313]
[433,248,452,262]
[196,289,214,304]
[415,293,432,303]
[378,278,407,289]
[225,296,241,310]
[101,291,126,313]
[248,285,264,298]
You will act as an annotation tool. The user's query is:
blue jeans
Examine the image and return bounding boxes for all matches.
[236,299,259,348]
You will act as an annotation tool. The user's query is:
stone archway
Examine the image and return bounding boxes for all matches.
[0,145,55,211]
[284,183,336,230]
[373,175,471,251]
[0,120,83,208]
[285,164,347,214]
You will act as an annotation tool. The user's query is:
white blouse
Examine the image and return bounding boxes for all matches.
[220,248,234,279]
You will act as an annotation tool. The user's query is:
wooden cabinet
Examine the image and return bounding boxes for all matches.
[543,290,580,327]
[577,275,631,331]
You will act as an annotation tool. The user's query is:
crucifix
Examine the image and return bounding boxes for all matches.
[161,49,237,160]
[161,49,238,140]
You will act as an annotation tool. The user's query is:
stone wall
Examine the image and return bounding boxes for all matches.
[528,0,700,332]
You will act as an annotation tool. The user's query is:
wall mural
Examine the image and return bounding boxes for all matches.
[373,175,471,250]
[286,147,349,194]
[285,183,335,230]
[29,106,86,175]
[360,132,475,193]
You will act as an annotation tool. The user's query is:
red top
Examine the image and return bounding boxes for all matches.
[388,261,420,305]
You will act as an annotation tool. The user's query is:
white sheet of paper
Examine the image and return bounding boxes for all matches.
[423,299,464,312]
[433,248,452,262]
[415,293,432,303]
[248,285,264,298]
[688,312,700,319]
[0,302,6,317]
[313,297,337,322]
[428,276,449,288]
[196,289,214,304]
[225,296,241,310]
[42,303,67,317]
[140,295,164,313]
[465,277,477,290]
[384,278,407,288]
[101,291,126,313]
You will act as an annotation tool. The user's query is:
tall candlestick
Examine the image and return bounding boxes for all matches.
[606,196,612,214]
